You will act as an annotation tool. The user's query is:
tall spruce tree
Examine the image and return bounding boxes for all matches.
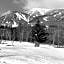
[31,20,49,46]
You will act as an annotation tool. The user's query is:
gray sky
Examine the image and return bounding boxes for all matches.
[0,0,64,14]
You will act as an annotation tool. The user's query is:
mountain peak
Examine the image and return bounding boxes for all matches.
[28,8,51,15]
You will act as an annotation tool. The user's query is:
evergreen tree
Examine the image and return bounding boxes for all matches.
[31,20,49,46]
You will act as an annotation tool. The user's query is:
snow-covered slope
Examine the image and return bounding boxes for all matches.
[27,8,51,21]
[0,11,29,27]
[14,11,29,22]
[0,41,64,64]
[28,8,51,16]
[1,8,64,23]
[0,10,29,22]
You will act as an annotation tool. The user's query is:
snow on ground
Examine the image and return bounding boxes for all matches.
[0,40,64,64]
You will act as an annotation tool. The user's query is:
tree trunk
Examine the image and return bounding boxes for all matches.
[34,41,40,47]
[26,31,29,42]
[53,31,56,46]
[22,30,24,41]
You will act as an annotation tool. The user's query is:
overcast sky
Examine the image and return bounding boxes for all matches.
[0,0,64,14]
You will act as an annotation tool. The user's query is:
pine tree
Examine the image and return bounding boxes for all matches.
[31,20,49,47]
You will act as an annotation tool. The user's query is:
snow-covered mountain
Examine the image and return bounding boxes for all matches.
[13,11,29,22]
[28,8,64,22]
[27,8,51,21]
[0,10,29,27]
[0,10,29,22]
[0,8,53,23]
[28,8,51,16]
[1,8,64,24]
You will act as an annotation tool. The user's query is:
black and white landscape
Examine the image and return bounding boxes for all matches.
[0,0,64,64]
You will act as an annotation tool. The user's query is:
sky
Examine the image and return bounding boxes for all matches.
[0,0,64,14]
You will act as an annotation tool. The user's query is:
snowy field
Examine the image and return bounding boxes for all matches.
[0,40,64,64]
